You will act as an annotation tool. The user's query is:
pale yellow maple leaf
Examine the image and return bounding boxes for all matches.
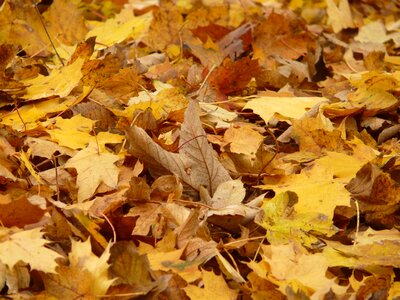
[0,227,62,273]
[260,191,338,247]
[64,142,120,202]
[113,81,188,121]
[259,243,347,299]
[22,57,85,100]
[260,172,350,220]
[183,269,238,300]
[43,238,114,298]
[243,96,328,124]
[47,115,95,150]
[86,8,152,49]
[325,0,354,33]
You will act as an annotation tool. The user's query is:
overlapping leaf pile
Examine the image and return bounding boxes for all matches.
[1,0,400,298]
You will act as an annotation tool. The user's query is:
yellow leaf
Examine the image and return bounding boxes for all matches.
[86,9,152,49]
[73,212,109,249]
[0,227,62,273]
[22,57,85,100]
[183,269,238,300]
[223,125,264,157]
[0,87,91,131]
[64,142,120,202]
[114,81,188,120]
[325,0,354,33]
[324,228,400,268]
[43,238,113,298]
[47,115,95,149]
[69,239,113,291]
[355,20,391,44]
[244,96,328,124]
[261,243,347,298]
[260,191,338,247]
[260,164,351,220]
[18,149,44,184]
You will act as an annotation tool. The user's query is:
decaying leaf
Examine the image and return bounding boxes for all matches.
[2,0,400,297]
[126,99,231,195]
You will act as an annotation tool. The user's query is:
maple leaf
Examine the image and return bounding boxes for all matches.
[64,142,120,202]
[86,8,152,50]
[43,238,114,298]
[254,243,348,299]
[22,57,85,100]
[260,191,338,247]
[0,227,62,273]
[209,57,261,96]
[126,99,231,195]
[244,96,328,124]
[252,10,316,64]
[42,0,87,46]
[183,269,238,300]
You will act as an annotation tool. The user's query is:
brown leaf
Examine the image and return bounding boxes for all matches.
[109,241,155,293]
[209,57,261,95]
[253,10,316,65]
[126,99,231,195]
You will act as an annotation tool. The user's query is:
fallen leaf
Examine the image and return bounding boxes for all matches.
[64,142,120,202]
[244,96,328,124]
[22,57,85,100]
[126,99,231,195]
[183,269,238,300]
[43,238,113,298]
[325,0,355,33]
[0,227,62,273]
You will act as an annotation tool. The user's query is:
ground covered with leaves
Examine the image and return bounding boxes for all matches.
[1,0,400,298]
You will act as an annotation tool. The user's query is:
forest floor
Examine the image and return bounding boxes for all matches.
[1,0,400,299]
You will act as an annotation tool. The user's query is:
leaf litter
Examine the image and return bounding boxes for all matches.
[1,0,400,298]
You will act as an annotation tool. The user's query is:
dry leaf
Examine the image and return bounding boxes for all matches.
[64,142,120,202]
[0,227,62,273]
[126,99,231,195]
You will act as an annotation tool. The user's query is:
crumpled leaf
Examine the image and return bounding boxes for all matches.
[0,227,62,273]
[126,99,231,195]
[109,241,155,294]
